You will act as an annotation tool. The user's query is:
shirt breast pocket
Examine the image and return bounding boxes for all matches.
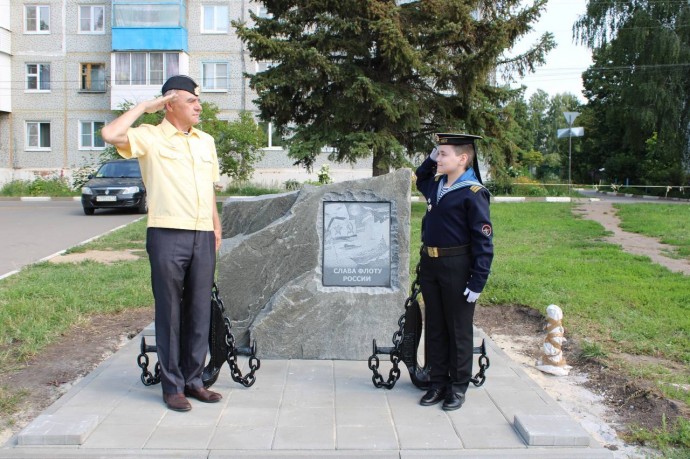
[158,147,182,161]
[199,151,213,163]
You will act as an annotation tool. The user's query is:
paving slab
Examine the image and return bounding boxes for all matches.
[514,414,592,446]
[16,414,99,446]
[0,327,613,458]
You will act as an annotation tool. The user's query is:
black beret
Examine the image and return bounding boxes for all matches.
[162,75,200,96]
[436,133,482,146]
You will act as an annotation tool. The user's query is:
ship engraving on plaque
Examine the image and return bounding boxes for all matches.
[322,201,391,287]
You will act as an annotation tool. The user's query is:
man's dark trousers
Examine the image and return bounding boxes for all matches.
[420,252,475,394]
[146,227,215,395]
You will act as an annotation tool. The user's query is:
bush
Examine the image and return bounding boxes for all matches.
[284,179,301,191]
[0,177,76,197]
[71,165,98,190]
[223,182,282,196]
[317,164,332,185]
[509,176,548,196]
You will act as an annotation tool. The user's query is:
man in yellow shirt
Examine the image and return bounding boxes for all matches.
[102,75,222,412]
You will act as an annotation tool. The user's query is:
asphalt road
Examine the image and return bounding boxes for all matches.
[0,199,143,279]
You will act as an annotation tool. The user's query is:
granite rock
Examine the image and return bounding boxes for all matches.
[216,169,411,359]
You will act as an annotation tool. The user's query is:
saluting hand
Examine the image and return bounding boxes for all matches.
[464,288,480,303]
[142,92,177,114]
[429,147,439,162]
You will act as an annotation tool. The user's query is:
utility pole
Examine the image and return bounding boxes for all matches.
[561,112,582,195]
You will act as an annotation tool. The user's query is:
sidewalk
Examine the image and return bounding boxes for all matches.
[1,326,613,458]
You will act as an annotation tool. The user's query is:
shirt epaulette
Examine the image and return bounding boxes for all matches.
[470,185,482,193]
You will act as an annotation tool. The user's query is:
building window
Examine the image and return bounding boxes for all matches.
[79,5,105,33]
[150,53,179,85]
[80,121,105,149]
[201,5,228,33]
[112,1,185,28]
[202,62,228,91]
[25,5,50,33]
[26,122,51,150]
[81,63,107,92]
[26,63,50,91]
[115,52,179,86]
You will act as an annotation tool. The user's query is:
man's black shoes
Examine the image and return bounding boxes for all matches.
[442,391,465,411]
[420,388,446,406]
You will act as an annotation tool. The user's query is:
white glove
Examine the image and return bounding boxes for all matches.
[464,288,480,303]
[429,147,439,162]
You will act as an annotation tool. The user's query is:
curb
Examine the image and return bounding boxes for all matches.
[0,196,81,201]
[4,194,688,203]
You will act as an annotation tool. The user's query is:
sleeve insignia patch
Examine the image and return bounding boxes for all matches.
[470,185,482,193]
[481,224,492,237]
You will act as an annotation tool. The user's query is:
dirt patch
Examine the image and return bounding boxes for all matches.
[49,249,141,264]
[573,201,690,275]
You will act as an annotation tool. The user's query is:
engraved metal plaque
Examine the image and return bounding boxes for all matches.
[322,201,391,287]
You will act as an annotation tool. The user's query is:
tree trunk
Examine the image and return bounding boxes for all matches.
[372,146,390,177]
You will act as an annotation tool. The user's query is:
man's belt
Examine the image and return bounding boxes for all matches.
[423,245,470,258]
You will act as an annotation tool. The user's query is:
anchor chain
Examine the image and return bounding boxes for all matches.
[367,255,422,389]
[137,284,261,388]
[211,283,261,388]
[137,337,161,386]
[223,315,261,387]
[470,343,490,387]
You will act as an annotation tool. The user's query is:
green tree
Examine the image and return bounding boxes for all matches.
[495,89,535,181]
[210,111,266,182]
[234,0,555,176]
[527,89,550,155]
[511,91,582,181]
[576,0,690,186]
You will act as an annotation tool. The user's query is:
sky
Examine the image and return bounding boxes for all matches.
[507,0,594,101]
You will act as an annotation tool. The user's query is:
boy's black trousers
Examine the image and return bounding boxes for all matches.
[419,252,475,394]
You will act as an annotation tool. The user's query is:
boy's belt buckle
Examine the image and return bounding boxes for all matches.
[427,246,439,257]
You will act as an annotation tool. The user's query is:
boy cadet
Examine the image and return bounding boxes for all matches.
[101,75,223,412]
[414,133,494,411]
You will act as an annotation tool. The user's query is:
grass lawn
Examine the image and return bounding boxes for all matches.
[614,204,690,261]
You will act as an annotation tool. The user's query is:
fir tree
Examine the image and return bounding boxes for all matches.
[235,0,554,176]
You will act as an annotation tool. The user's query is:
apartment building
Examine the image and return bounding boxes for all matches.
[1,0,11,169]
[1,0,271,181]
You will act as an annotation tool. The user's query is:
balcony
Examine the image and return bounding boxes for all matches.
[111,0,187,51]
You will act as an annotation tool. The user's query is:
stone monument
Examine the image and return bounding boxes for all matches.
[216,168,411,360]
